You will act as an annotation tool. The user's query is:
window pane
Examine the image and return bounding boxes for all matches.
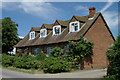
[75,23,78,25]
[34,48,39,56]
[55,27,60,34]
[47,47,52,54]
[75,26,78,31]
[40,29,46,37]
[70,22,79,32]
[71,23,74,26]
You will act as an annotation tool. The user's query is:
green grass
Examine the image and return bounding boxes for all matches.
[3,66,44,74]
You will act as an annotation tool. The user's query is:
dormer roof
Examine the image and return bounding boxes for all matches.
[43,24,53,29]
[31,27,41,32]
[73,15,88,22]
[56,20,70,26]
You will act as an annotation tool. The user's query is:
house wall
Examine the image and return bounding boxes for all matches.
[26,42,68,55]
[82,15,114,69]
[40,42,67,54]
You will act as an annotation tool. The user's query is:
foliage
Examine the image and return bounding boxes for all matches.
[13,55,40,69]
[2,54,16,67]
[50,47,64,57]
[2,54,41,69]
[106,35,120,80]
[35,52,46,61]
[2,36,94,73]
[40,57,71,73]
[68,36,93,68]
[2,17,20,53]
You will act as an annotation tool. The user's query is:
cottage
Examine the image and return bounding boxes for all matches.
[14,7,115,69]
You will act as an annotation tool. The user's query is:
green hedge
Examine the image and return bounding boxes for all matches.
[106,35,120,80]
[2,54,16,67]
[13,55,41,69]
[2,53,45,69]
[41,57,71,73]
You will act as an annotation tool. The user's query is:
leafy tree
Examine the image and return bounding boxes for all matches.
[106,35,120,80]
[2,17,20,53]
[68,36,93,68]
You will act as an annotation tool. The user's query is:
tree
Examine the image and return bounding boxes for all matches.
[106,35,120,80]
[2,17,20,53]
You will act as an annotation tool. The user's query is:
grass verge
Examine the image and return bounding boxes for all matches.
[2,66,44,74]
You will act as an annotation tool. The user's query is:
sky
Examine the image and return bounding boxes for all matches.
[1,1,119,38]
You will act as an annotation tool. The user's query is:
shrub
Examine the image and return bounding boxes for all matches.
[50,47,64,57]
[68,36,93,68]
[35,52,46,61]
[13,54,40,69]
[41,57,71,73]
[2,54,16,67]
[106,35,120,80]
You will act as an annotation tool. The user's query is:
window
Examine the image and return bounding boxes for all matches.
[64,45,70,50]
[40,29,47,38]
[53,25,61,35]
[29,31,35,40]
[47,47,52,54]
[34,48,39,56]
[69,21,80,32]
[64,45,70,54]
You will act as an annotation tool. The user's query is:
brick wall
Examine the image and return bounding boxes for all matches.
[83,15,114,69]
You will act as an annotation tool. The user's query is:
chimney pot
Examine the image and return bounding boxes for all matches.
[89,7,96,18]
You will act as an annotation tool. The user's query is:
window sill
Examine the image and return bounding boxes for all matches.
[52,34,61,36]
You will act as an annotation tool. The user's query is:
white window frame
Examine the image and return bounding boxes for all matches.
[53,25,61,36]
[29,31,35,40]
[40,29,47,38]
[69,21,80,33]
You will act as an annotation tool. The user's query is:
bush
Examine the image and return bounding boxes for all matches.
[106,35,120,80]
[50,47,64,57]
[41,57,71,73]
[35,52,46,61]
[13,55,40,69]
[68,36,93,68]
[2,54,17,67]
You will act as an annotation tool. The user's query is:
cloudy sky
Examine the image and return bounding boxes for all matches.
[1,1,118,38]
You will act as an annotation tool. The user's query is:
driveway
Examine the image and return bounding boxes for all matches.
[1,68,107,78]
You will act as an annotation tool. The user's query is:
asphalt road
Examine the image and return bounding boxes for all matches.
[1,68,107,78]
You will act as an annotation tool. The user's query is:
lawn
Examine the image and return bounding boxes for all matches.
[3,66,43,74]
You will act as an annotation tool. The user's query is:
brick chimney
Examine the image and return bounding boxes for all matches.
[89,7,96,18]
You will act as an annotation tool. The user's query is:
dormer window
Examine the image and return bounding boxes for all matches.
[29,31,35,40]
[40,29,47,38]
[69,21,80,32]
[53,25,61,35]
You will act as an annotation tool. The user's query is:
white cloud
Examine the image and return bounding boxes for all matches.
[2,2,20,10]
[75,5,88,11]
[100,0,113,13]
[100,0,118,30]
[18,36,24,39]
[74,5,88,15]
[2,2,63,20]
[18,2,61,19]
[102,11,118,29]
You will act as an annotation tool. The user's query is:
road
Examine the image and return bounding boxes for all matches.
[1,68,107,78]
